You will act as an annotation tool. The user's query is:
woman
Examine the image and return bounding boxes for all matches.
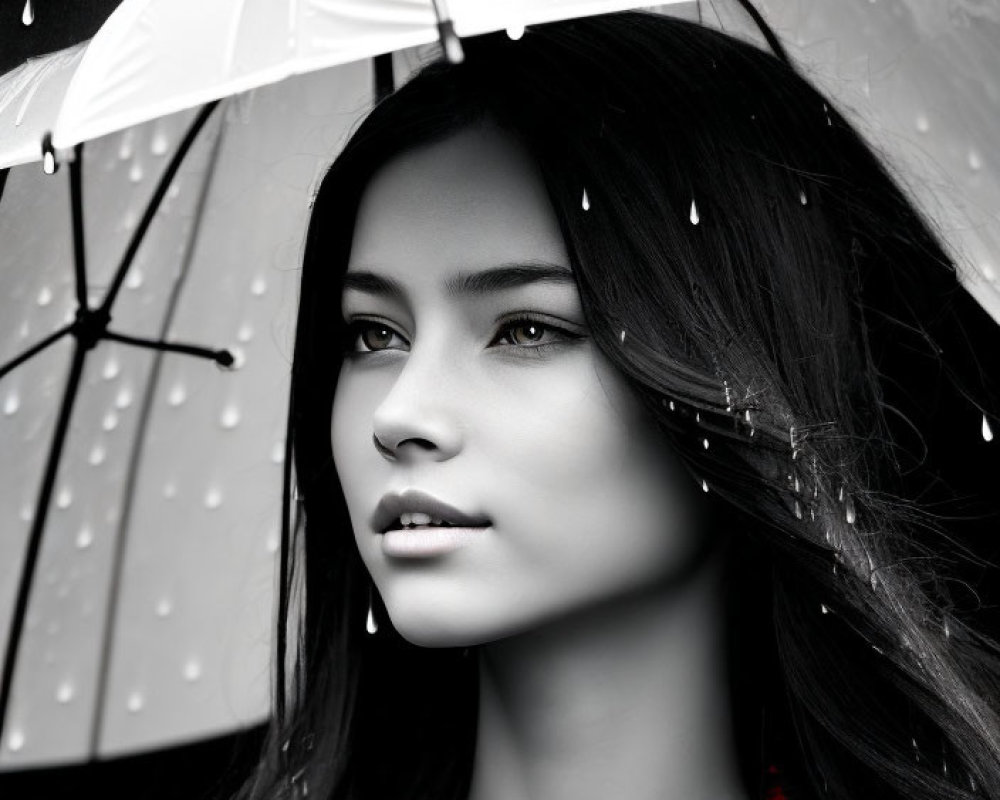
[235,10,1000,800]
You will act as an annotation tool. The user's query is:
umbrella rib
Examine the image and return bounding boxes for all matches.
[97,100,220,321]
[88,115,229,758]
[70,144,89,310]
[0,323,74,381]
[102,329,233,367]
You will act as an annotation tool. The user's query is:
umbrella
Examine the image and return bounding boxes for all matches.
[1,0,998,772]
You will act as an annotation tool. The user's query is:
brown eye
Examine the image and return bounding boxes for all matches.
[362,325,395,350]
[346,321,407,353]
[507,321,546,345]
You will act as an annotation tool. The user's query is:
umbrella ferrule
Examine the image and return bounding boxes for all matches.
[72,307,112,350]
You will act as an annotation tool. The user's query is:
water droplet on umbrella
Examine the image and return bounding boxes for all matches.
[151,131,169,156]
[182,659,202,682]
[42,149,56,174]
[56,681,75,703]
[271,441,285,464]
[88,444,107,466]
[126,692,145,712]
[20,505,33,522]
[125,269,144,290]
[118,132,134,160]
[915,114,929,133]
[7,729,25,752]
[968,149,982,171]
[36,286,52,306]
[167,182,181,199]
[689,199,700,225]
[163,482,177,499]
[167,384,186,406]
[204,488,223,509]
[102,358,120,380]
[266,531,280,554]
[506,23,525,40]
[581,188,590,211]
[236,323,254,343]
[56,487,72,509]
[156,597,173,617]
[75,526,93,549]
[220,405,241,429]
[21,0,34,26]
[984,414,994,442]
[129,162,143,183]
[102,411,119,431]
[115,387,133,409]
[250,277,267,296]
[982,263,996,282]
[3,392,19,416]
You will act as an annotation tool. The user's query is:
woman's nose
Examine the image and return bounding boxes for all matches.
[370,351,464,463]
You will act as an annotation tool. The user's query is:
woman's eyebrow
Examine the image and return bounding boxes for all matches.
[342,261,575,299]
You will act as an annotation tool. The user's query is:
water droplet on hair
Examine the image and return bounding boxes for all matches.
[668,401,676,412]
[21,0,34,26]
[7,728,25,752]
[619,329,626,344]
[943,615,951,639]
[695,412,701,424]
[689,199,700,225]
[701,479,709,493]
[127,691,145,712]
[581,188,590,211]
[250,277,267,296]
[794,500,802,520]
[798,189,808,206]
[129,162,143,183]
[702,438,709,450]
[506,23,525,40]
[822,102,832,127]
[156,597,173,617]
[182,659,202,682]
[983,414,994,442]
[36,286,53,307]
[167,384,186,406]
[366,604,378,634]
[820,603,829,614]
[838,484,845,502]
[76,526,93,549]
[56,681,75,703]
[3,392,20,416]
[220,405,241,429]
[845,495,857,524]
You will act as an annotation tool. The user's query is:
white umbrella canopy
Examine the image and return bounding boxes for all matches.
[0,0,998,773]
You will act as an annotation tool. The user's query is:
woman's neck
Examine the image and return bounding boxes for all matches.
[468,552,748,800]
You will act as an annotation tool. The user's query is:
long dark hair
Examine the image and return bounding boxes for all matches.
[234,11,1000,800]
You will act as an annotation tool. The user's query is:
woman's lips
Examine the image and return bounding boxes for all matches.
[381,525,491,558]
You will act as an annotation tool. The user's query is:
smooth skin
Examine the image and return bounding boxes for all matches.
[331,124,747,800]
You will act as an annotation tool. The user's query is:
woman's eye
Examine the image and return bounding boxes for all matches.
[345,321,408,353]
[490,317,582,349]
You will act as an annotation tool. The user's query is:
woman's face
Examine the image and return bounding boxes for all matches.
[331,124,707,647]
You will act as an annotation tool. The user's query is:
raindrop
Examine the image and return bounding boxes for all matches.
[915,114,929,134]
[838,484,845,503]
[36,286,53,307]
[167,384,187,406]
[236,323,254,343]
[505,23,525,40]
[3,392,20,416]
[204,488,223,509]
[845,495,857,524]
[167,182,181,199]
[155,597,173,618]
[668,401,676,412]
[7,729,25,752]
[823,102,832,126]
[820,603,830,614]
[943,615,951,640]
[270,441,285,464]
[129,162,143,183]
[581,188,590,211]
[798,189,808,206]
[163,482,177,500]
[182,659,202,682]
[75,526,93,549]
[56,681,75,703]
[43,149,56,174]
[968,149,983,171]
[794,500,803,520]
[983,263,996,282]
[983,414,994,442]
[21,0,34,26]
[56,487,72,509]
[220,405,241,429]
[88,444,107,466]
[695,412,701,424]
[125,270,144,290]
[230,347,247,369]
[702,438,709,450]
[689,199,700,225]
[701,479,709,493]
[102,411,119,431]
[126,691,145,713]
[118,132,134,161]
[366,605,378,634]
[151,131,169,156]
[619,329,626,344]
[102,358,120,380]
[266,531,280,554]
[115,387,133,410]
[250,277,267,296]
[20,505,33,522]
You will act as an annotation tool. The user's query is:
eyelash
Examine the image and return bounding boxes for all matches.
[343,315,584,358]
